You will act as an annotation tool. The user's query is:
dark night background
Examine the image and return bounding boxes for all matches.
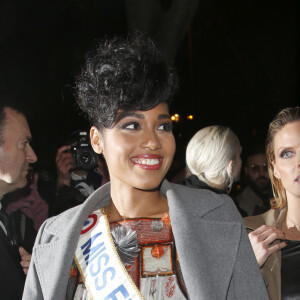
[0,0,299,178]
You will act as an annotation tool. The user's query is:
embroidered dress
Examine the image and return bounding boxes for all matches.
[66,217,187,300]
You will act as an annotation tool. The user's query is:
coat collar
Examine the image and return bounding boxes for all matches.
[46,179,229,236]
[264,207,287,229]
[161,180,226,217]
[244,207,287,231]
[44,182,111,238]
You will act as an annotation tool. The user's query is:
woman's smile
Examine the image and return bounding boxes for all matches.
[131,154,163,170]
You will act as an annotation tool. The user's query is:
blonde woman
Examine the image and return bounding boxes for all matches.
[183,126,242,194]
[244,106,300,300]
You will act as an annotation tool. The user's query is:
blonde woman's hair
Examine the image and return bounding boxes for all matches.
[186,125,240,192]
[266,106,300,209]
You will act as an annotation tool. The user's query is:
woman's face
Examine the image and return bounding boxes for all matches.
[273,120,300,202]
[91,103,176,191]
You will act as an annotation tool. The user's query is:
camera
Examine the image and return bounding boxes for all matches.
[66,130,98,171]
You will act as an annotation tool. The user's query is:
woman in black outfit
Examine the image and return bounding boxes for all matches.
[183,125,242,194]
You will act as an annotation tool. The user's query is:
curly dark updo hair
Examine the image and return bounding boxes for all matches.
[76,33,178,129]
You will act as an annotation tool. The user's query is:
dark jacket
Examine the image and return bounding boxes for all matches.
[182,174,227,194]
[0,212,25,300]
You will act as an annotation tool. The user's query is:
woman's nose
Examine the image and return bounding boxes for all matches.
[141,130,162,150]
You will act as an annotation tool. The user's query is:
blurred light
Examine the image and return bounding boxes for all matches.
[171,114,180,122]
[187,115,194,120]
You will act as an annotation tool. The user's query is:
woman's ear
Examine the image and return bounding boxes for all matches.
[228,160,233,174]
[272,161,280,179]
[90,126,103,154]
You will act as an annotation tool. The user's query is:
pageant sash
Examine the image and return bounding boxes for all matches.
[75,209,144,300]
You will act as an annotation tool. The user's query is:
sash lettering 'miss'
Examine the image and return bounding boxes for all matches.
[80,232,132,299]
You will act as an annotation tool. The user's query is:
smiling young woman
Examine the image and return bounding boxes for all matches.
[244,106,300,299]
[91,103,175,200]
[23,33,268,300]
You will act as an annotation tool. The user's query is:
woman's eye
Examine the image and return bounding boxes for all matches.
[280,150,293,159]
[121,122,140,130]
[158,122,173,132]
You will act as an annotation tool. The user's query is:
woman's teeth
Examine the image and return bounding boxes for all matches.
[133,158,160,165]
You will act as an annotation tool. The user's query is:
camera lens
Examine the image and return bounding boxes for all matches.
[73,142,98,171]
[80,152,91,164]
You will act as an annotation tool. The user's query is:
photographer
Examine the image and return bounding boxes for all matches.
[51,130,109,216]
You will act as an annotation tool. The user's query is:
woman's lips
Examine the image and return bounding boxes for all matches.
[131,155,163,170]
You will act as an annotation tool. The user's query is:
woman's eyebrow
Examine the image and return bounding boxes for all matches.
[117,111,144,121]
[115,111,170,123]
[158,114,171,119]
[277,145,296,153]
[127,112,144,119]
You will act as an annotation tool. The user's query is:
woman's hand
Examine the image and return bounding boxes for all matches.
[248,225,287,267]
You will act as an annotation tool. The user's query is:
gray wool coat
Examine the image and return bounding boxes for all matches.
[22,180,269,300]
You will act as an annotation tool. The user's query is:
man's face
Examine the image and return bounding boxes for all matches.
[0,108,37,197]
[244,153,270,192]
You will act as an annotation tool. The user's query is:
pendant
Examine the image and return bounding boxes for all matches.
[151,244,165,258]
[151,219,164,231]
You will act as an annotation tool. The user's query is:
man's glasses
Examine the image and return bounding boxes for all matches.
[247,164,268,173]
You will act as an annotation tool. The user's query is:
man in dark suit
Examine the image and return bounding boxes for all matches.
[0,103,37,299]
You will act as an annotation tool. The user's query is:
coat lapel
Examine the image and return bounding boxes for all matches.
[33,183,111,299]
[162,181,242,299]
[244,208,285,299]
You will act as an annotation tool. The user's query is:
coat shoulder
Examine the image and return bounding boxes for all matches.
[165,181,242,223]
[36,184,111,243]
